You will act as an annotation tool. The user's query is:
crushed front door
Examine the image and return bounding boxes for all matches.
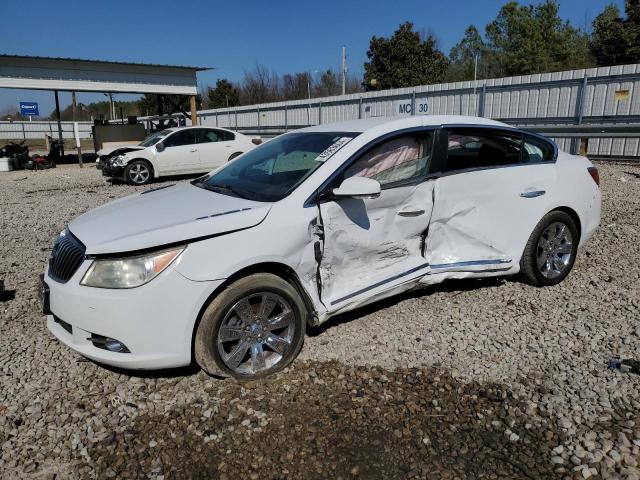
[317,131,437,309]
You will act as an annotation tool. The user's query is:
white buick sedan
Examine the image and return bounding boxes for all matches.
[41,116,601,380]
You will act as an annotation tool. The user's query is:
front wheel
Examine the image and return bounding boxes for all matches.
[124,160,152,185]
[195,273,306,380]
[519,211,579,287]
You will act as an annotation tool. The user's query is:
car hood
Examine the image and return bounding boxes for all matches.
[97,145,145,157]
[69,183,272,254]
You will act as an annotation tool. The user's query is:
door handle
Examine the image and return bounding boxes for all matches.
[520,190,545,198]
[397,208,426,217]
[189,148,197,152]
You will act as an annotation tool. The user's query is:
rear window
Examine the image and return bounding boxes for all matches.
[523,135,555,163]
[444,129,522,172]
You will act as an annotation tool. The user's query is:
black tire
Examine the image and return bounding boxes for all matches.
[195,273,306,381]
[519,210,579,287]
[228,152,243,162]
[124,160,152,185]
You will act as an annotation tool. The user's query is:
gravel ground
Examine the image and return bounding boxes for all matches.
[1,163,639,479]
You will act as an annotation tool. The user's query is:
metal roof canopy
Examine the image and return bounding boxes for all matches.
[0,55,211,95]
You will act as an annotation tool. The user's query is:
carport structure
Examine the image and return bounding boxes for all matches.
[0,54,211,156]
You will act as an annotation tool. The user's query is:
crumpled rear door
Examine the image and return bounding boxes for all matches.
[425,164,556,272]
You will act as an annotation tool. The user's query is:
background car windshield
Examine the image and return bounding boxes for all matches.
[197,132,358,202]
[139,131,169,147]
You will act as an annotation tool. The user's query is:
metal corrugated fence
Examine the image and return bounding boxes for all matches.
[0,120,93,140]
[2,63,639,157]
[196,63,640,158]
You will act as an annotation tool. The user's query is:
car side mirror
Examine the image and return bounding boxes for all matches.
[332,177,381,199]
[156,142,165,152]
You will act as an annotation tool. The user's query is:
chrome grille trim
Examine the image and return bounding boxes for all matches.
[48,232,86,283]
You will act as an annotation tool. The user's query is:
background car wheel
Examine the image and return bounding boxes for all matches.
[195,273,306,380]
[228,152,243,162]
[519,210,579,287]
[125,160,152,185]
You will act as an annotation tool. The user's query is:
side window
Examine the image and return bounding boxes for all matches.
[344,132,434,187]
[163,129,196,148]
[523,135,554,163]
[197,129,220,143]
[219,130,235,141]
[443,129,523,172]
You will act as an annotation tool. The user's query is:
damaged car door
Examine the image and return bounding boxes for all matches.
[425,127,557,273]
[317,130,436,309]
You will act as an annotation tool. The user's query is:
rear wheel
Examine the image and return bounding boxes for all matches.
[195,273,306,380]
[125,160,152,185]
[519,211,578,286]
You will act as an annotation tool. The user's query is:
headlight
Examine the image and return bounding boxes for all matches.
[80,247,185,289]
[110,155,125,167]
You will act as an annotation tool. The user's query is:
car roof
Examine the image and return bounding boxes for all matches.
[300,115,510,134]
[164,126,235,133]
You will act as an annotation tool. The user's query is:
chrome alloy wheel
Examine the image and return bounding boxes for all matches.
[536,221,574,279]
[217,292,295,375]
[129,163,150,184]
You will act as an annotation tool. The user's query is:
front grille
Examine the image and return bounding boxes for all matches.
[48,231,86,283]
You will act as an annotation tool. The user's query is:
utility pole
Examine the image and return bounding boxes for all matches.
[341,46,347,96]
[474,53,479,83]
[307,72,312,125]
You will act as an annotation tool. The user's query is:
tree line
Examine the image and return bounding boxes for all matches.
[205,0,640,106]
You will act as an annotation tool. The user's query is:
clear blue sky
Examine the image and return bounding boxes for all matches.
[0,0,620,116]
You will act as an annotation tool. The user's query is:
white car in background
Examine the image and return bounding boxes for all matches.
[100,126,258,185]
[42,115,601,381]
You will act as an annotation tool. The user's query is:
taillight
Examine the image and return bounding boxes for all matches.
[251,138,262,145]
[587,167,600,187]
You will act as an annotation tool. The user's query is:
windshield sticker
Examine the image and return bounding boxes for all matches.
[315,137,353,162]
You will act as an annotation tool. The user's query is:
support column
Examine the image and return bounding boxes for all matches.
[72,92,83,168]
[54,90,64,158]
[190,95,198,126]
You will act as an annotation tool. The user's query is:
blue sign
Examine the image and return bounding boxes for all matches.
[20,102,39,117]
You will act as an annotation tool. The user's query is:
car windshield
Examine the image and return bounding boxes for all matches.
[193,131,358,202]
[139,130,170,147]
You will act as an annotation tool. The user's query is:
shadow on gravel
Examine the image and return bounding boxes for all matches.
[96,361,201,379]
[87,360,562,480]
[309,277,506,337]
[107,173,201,186]
[0,289,16,302]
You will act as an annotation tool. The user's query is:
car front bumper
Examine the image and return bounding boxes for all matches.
[44,262,223,370]
[101,163,125,178]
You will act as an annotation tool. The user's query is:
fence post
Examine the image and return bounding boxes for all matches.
[411,91,416,116]
[21,122,26,140]
[284,104,288,132]
[319,102,323,125]
[215,111,218,127]
[571,75,588,155]
[478,84,486,117]
[358,97,363,119]
[257,108,261,134]
[235,110,238,131]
